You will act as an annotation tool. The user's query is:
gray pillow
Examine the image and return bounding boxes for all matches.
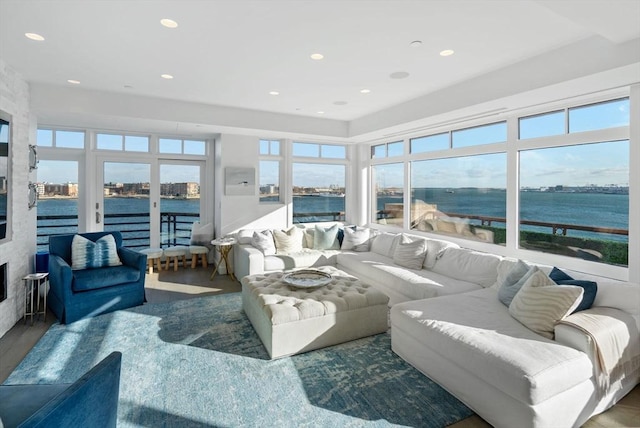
[498,262,535,306]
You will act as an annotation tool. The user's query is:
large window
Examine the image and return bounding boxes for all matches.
[519,140,629,266]
[292,163,345,223]
[411,154,506,243]
[291,142,347,223]
[373,163,404,227]
[369,95,631,270]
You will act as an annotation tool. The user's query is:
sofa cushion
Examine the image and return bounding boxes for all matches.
[72,265,141,292]
[423,237,460,269]
[313,224,340,250]
[549,267,597,313]
[391,288,593,406]
[71,234,122,270]
[370,232,400,257]
[509,269,583,339]
[393,236,427,270]
[237,229,256,245]
[263,249,341,272]
[273,227,304,254]
[251,230,276,255]
[337,252,481,301]
[498,262,535,306]
[431,247,501,288]
[341,227,372,251]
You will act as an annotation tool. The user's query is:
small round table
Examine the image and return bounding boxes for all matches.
[22,273,49,325]
[210,237,237,281]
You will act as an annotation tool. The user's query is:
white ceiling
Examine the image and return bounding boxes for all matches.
[1,0,639,140]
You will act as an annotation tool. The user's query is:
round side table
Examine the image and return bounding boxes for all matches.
[22,273,49,325]
[210,237,237,281]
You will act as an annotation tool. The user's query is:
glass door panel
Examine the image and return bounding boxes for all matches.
[102,162,151,249]
[36,160,79,251]
[159,162,201,247]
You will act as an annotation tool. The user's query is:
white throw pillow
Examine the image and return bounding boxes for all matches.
[393,235,427,270]
[190,222,214,250]
[273,227,304,254]
[251,230,276,255]
[509,270,583,339]
[370,232,400,258]
[341,227,372,251]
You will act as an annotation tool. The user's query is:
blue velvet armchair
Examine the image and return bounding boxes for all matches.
[48,231,147,324]
[0,352,122,427]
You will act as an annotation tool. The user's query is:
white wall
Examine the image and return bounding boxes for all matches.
[215,134,289,237]
[0,60,37,338]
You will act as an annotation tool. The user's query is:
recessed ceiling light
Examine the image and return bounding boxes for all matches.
[67,79,80,84]
[360,89,371,94]
[160,19,178,28]
[25,32,45,41]
[124,84,133,89]
[161,74,174,79]
[317,111,325,114]
[390,71,410,79]
[410,40,422,47]
[333,101,348,106]
[310,53,324,60]
[269,91,279,95]
[440,49,455,57]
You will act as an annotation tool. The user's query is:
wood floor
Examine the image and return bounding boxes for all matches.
[1,267,638,427]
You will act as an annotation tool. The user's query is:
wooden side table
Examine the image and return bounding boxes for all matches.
[210,237,237,281]
[23,272,48,325]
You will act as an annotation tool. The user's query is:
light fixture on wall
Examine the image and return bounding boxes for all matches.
[28,182,38,209]
[28,145,38,171]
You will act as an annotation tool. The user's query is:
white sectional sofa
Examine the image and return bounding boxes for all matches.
[232,224,640,428]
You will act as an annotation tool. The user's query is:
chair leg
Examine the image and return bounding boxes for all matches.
[147,259,153,274]
[191,256,197,269]
[201,254,207,268]
[155,258,162,273]
[173,256,179,271]
[181,255,187,268]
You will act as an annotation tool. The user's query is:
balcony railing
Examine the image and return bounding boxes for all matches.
[37,212,199,252]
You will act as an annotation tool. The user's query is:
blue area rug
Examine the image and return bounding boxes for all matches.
[5,293,473,427]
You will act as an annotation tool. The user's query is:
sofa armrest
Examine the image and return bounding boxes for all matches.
[555,323,596,362]
[48,254,74,300]
[119,247,147,273]
[234,244,265,280]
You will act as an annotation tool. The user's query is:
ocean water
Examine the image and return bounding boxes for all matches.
[34,189,629,250]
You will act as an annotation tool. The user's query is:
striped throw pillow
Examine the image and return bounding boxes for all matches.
[71,234,122,270]
[508,269,583,339]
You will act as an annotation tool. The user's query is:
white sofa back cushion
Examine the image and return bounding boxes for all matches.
[370,232,401,258]
[237,229,256,245]
[393,235,428,270]
[431,247,501,288]
[423,237,460,269]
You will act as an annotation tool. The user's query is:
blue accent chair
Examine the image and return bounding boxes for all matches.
[48,231,147,324]
[0,351,122,428]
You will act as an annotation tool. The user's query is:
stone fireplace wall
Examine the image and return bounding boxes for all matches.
[0,59,36,338]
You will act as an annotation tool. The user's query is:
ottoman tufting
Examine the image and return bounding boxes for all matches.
[241,266,389,359]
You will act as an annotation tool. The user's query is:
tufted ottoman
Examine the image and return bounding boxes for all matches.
[241,266,389,359]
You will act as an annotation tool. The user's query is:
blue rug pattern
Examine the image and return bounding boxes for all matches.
[5,293,473,427]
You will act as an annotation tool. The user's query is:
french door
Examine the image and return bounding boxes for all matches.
[93,157,205,249]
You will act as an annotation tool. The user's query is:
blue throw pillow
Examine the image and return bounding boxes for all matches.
[498,263,537,306]
[549,267,597,313]
[71,234,122,270]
